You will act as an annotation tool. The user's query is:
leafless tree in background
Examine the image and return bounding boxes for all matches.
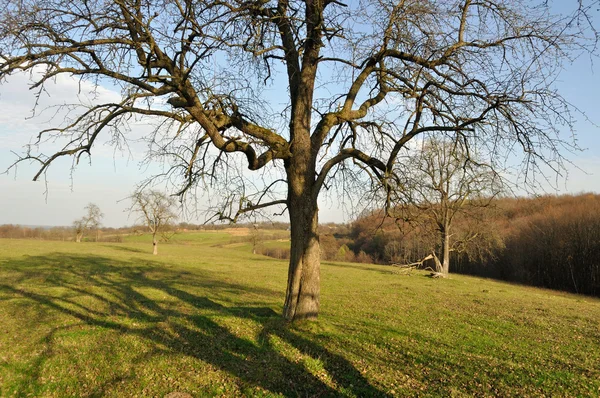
[72,203,103,242]
[249,224,265,255]
[86,203,104,242]
[131,190,177,255]
[72,219,86,244]
[392,138,503,277]
[0,0,597,320]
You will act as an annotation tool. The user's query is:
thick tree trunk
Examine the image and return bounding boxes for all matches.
[283,196,320,321]
[282,28,321,320]
[153,234,158,255]
[76,233,82,243]
[283,135,320,321]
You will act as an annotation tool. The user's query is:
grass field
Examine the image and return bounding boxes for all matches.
[1,232,599,397]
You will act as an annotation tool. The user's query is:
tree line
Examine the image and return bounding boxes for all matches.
[343,193,600,297]
[0,224,126,241]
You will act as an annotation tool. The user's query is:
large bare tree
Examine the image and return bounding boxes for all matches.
[1,0,597,320]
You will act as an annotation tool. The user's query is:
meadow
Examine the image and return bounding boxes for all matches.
[0,231,599,397]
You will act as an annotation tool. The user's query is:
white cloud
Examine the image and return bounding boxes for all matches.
[0,69,166,227]
[0,69,115,152]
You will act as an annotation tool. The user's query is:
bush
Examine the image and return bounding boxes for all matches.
[257,246,290,260]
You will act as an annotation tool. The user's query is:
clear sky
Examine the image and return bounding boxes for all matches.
[1,2,599,228]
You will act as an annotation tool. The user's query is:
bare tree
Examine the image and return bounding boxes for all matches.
[393,138,502,277]
[72,203,104,242]
[249,223,265,255]
[130,190,177,255]
[72,219,86,243]
[1,0,597,320]
[86,203,104,242]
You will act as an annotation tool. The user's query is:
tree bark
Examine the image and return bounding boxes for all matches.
[153,233,158,255]
[283,144,321,321]
[283,195,320,321]
[441,227,451,276]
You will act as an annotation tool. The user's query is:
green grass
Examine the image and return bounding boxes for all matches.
[0,235,599,397]
[122,230,235,246]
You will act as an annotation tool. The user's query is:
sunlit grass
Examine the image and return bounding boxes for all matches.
[0,235,599,397]
[122,230,235,246]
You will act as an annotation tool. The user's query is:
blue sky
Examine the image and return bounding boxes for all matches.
[0,2,599,227]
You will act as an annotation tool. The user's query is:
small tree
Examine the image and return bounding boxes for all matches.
[393,138,502,277]
[72,203,104,242]
[249,224,264,255]
[72,219,86,243]
[131,191,177,255]
[86,203,104,242]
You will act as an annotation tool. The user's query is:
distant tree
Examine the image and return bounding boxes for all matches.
[72,219,86,243]
[392,138,502,277]
[249,224,264,255]
[86,203,104,242]
[131,191,177,255]
[72,203,104,242]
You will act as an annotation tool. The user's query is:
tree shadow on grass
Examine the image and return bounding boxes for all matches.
[101,244,147,254]
[0,253,391,397]
[324,261,397,275]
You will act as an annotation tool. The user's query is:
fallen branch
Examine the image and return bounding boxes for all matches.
[391,254,435,269]
[428,272,448,279]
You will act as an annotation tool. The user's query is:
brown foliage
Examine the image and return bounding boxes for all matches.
[351,193,600,297]
[256,246,291,260]
[491,194,600,296]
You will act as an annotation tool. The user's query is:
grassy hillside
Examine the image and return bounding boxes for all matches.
[0,234,599,397]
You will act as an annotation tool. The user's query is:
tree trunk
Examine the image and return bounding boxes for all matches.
[153,234,158,255]
[76,233,82,243]
[441,227,450,276]
[283,35,321,320]
[283,195,320,321]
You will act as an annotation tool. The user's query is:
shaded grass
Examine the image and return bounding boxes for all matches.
[0,237,599,397]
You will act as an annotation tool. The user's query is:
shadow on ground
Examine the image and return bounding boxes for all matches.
[324,261,397,275]
[0,252,390,397]
[101,244,148,254]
